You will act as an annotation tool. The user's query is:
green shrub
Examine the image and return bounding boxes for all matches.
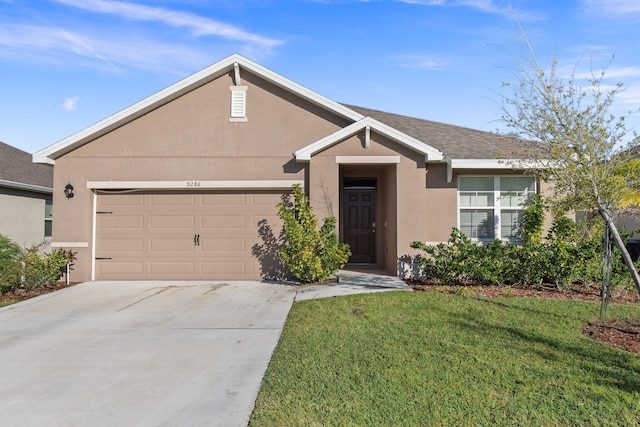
[410,212,640,289]
[411,229,511,285]
[277,184,351,283]
[0,237,76,292]
[0,235,22,293]
[521,194,545,244]
[0,234,22,272]
[21,247,76,290]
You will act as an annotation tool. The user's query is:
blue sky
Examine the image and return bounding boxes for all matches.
[1,0,639,154]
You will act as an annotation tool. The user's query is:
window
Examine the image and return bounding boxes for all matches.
[458,176,535,241]
[44,199,53,238]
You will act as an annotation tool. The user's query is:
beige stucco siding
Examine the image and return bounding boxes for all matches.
[0,191,48,248]
[425,163,458,243]
[68,72,349,160]
[51,70,352,281]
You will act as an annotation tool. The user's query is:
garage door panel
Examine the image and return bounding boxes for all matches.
[200,215,245,229]
[149,215,196,230]
[149,194,196,206]
[202,194,246,205]
[99,215,144,230]
[100,194,144,207]
[251,215,280,230]
[97,260,144,276]
[96,191,286,280]
[99,238,145,252]
[201,261,246,276]
[200,237,245,253]
[150,237,195,253]
[150,261,195,275]
[252,193,285,205]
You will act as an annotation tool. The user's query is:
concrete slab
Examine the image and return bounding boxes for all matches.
[0,280,296,427]
[294,269,411,301]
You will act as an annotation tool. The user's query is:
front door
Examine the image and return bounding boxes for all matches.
[343,179,376,264]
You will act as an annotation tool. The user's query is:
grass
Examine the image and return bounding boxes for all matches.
[0,300,14,308]
[250,291,640,426]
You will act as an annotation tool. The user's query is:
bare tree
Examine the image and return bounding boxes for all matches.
[500,5,640,320]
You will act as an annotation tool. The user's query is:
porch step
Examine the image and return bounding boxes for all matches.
[295,270,411,301]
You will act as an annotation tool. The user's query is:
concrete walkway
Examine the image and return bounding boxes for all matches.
[295,269,411,301]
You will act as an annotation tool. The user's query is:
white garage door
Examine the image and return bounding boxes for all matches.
[95,191,285,280]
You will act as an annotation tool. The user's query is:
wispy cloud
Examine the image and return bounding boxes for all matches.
[580,0,640,15]
[396,0,508,15]
[618,84,640,107]
[393,54,447,70]
[52,0,282,48]
[0,23,229,73]
[551,61,640,108]
[0,24,119,71]
[556,59,640,82]
[602,66,640,79]
[61,96,79,111]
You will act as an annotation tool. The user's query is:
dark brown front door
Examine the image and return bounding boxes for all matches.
[344,187,376,264]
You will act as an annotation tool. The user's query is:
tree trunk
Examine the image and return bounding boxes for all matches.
[600,226,612,322]
[598,207,640,296]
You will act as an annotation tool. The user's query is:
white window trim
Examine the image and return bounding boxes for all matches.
[457,175,536,242]
[44,199,53,239]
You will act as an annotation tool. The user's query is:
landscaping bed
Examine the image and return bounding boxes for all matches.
[0,281,81,304]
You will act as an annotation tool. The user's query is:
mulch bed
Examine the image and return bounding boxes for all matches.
[408,280,640,355]
[583,320,640,354]
[0,282,81,303]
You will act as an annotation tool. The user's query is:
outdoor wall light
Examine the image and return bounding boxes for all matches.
[64,183,74,199]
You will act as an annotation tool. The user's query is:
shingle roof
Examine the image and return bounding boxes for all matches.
[0,141,53,189]
[345,105,534,160]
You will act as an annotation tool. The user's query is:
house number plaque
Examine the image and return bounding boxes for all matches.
[186,181,202,188]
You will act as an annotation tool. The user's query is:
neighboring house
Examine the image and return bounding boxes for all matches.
[0,141,53,248]
[33,54,540,282]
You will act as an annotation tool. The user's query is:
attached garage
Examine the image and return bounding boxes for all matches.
[94,189,288,280]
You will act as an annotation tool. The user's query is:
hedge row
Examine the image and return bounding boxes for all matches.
[411,220,632,289]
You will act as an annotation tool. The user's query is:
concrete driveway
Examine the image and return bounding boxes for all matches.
[0,280,296,426]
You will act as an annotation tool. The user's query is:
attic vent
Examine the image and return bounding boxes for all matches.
[229,86,247,122]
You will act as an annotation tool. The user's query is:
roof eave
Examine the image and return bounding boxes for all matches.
[444,157,540,183]
[0,179,53,194]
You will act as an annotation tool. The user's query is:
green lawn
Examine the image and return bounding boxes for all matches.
[250,291,640,426]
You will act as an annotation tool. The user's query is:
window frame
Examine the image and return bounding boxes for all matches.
[44,198,53,239]
[457,175,536,242]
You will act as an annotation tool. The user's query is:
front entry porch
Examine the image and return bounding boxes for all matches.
[340,165,397,275]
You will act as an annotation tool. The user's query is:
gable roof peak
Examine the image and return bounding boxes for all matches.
[33,54,364,165]
[295,116,444,162]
